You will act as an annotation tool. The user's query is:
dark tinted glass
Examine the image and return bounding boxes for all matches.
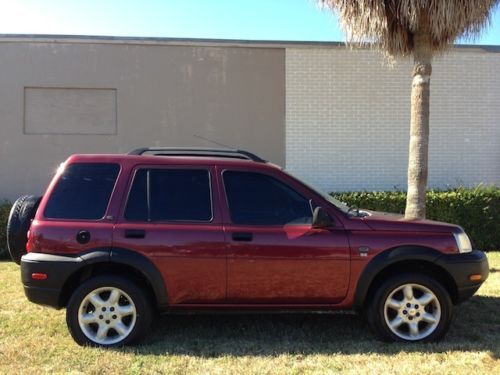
[125,169,212,222]
[223,171,312,225]
[124,169,148,221]
[44,163,119,219]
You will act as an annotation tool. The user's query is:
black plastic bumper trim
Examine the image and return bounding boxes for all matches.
[23,285,62,309]
[435,250,489,303]
[21,252,86,308]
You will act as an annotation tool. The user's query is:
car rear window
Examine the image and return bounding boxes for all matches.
[124,168,212,222]
[44,163,120,220]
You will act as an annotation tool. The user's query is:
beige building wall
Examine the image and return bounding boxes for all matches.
[286,47,500,192]
[0,36,499,200]
[0,38,285,200]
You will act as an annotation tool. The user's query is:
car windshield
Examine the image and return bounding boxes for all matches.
[283,170,351,214]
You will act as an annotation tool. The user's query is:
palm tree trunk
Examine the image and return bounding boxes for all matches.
[405,15,432,220]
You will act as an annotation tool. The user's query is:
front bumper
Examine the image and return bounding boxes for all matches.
[21,252,85,308]
[435,250,489,304]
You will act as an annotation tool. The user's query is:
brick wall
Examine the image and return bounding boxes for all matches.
[285,47,500,193]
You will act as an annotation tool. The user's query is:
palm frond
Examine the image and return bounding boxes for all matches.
[319,0,500,56]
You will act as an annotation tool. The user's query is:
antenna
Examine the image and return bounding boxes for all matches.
[192,134,234,149]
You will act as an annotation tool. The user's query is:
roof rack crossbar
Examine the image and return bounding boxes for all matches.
[127,147,266,162]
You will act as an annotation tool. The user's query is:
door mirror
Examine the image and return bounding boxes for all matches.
[312,206,334,228]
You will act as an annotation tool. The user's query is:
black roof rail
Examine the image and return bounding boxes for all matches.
[127,147,266,163]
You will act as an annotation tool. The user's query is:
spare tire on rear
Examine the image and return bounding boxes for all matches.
[6,195,42,264]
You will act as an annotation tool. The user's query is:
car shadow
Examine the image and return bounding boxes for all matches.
[118,295,499,358]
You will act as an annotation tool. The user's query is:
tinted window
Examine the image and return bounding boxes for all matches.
[125,169,212,222]
[223,171,312,225]
[44,163,119,220]
[124,169,148,221]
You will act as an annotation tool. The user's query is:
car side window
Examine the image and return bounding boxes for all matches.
[44,163,120,220]
[223,171,312,225]
[125,168,212,222]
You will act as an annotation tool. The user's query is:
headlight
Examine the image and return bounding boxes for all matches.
[453,231,472,253]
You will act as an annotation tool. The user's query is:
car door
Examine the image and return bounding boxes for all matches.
[221,168,350,304]
[113,165,226,305]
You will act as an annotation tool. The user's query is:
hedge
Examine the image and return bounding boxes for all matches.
[0,186,498,258]
[332,186,500,251]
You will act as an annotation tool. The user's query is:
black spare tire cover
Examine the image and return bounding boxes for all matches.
[7,195,42,264]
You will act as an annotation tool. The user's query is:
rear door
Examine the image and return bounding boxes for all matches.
[113,165,226,305]
[221,169,350,304]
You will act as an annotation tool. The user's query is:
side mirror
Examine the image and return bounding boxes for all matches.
[312,206,334,228]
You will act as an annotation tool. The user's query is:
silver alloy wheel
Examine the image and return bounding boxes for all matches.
[383,283,441,341]
[78,286,137,345]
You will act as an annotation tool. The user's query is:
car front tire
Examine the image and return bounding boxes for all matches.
[368,273,452,342]
[66,275,152,347]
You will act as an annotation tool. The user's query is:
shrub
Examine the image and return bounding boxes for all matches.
[0,200,12,258]
[332,186,500,251]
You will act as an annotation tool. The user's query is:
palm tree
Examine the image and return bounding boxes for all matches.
[319,0,499,219]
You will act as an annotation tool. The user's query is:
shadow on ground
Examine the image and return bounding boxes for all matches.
[120,295,499,358]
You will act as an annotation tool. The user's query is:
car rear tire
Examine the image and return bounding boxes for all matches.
[6,195,42,264]
[66,275,152,347]
[367,273,452,342]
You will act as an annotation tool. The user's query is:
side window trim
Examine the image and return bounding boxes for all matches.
[123,166,214,224]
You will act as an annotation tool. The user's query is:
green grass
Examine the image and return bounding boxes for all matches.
[1,254,499,374]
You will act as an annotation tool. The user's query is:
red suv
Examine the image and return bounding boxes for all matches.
[8,148,488,347]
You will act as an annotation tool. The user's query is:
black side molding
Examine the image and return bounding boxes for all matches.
[352,246,443,311]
